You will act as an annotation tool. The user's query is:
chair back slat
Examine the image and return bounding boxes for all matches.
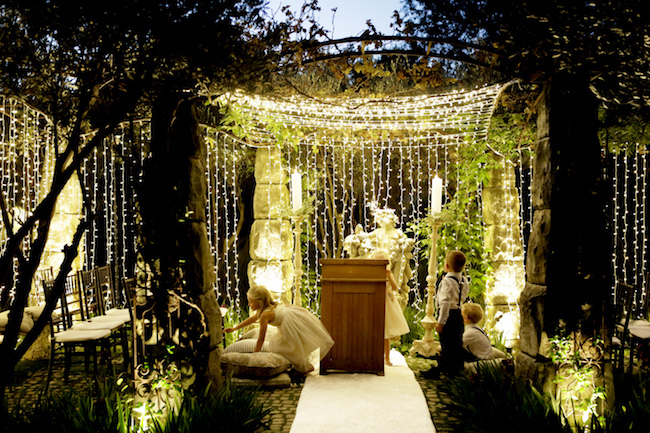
[62,273,84,328]
[95,265,117,311]
[616,281,636,334]
[42,279,64,331]
[80,269,102,317]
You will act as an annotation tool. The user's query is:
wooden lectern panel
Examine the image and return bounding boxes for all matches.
[319,259,386,375]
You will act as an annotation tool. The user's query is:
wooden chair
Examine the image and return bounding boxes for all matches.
[44,273,114,389]
[34,267,54,304]
[79,269,101,318]
[75,268,131,371]
[95,265,118,314]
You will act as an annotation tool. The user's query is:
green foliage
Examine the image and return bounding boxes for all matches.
[445,357,650,433]
[548,332,608,429]
[2,377,133,433]
[395,305,425,354]
[301,268,323,316]
[487,330,509,355]
[409,138,499,302]
[222,308,247,346]
[2,377,268,433]
[488,112,537,161]
[444,364,572,433]
[218,105,252,141]
[598,106,650,154]
[149,380,269,433]
[598,372,650,433]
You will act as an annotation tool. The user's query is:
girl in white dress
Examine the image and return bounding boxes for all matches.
[370,250,410,365]
[224,285,334,373]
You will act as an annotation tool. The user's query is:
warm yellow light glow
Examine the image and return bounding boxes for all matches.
[250,262,285,298]
[214,84,512,147]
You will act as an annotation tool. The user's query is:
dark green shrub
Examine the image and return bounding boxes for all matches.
[596,371,650,433]
[2,377,268,433]
[2,377,132,433]
[149,380,269,433]
[444,363,572,433]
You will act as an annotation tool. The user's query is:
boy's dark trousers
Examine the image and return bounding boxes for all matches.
[438,309,464,375]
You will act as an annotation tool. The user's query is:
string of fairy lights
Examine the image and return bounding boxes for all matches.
[3,92,647,321]
[211,84,515,316]
[610,144,649,316]
[0,96,54,300]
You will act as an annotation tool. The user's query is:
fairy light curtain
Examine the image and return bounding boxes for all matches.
[610,146,649,317]
[6,91,649,326]
[0,96,54,301]
[80,120,150,281]
[212,84,511,315]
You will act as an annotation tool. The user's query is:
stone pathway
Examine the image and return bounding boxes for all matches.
[5,356,457,433]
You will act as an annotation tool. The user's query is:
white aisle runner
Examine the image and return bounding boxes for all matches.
[289,351,436,433]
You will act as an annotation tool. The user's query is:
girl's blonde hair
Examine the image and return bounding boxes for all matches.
[247,285,276,311]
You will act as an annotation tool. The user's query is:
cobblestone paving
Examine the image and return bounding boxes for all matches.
[6,356,458,433]
[257,381,305,433]
[407,356,461,433]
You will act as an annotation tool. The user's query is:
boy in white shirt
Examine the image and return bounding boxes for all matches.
[421,250,469,378]
[461,303,493,361]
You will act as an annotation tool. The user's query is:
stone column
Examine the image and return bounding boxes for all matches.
[516,75,610,391]
[248,147,294,303]
[482,154,525,349]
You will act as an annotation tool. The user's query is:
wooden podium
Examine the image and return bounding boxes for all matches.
[319,259,386,375]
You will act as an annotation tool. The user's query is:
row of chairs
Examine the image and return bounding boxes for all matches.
[43,265,134,388]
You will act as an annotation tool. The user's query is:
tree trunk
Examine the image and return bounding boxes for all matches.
[139,94,222,391]
[517,72,611,389]
[545,71,610,335]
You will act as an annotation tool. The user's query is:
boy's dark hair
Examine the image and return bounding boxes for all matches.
[447,250,466,272]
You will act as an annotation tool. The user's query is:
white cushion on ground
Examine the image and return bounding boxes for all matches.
[54,328,112,342]
[492,347,507,358]
[221,352,291,377]
[223,339,269,353]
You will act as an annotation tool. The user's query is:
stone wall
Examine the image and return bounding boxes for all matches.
[248,147,294,303]
[482,154,525,348]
